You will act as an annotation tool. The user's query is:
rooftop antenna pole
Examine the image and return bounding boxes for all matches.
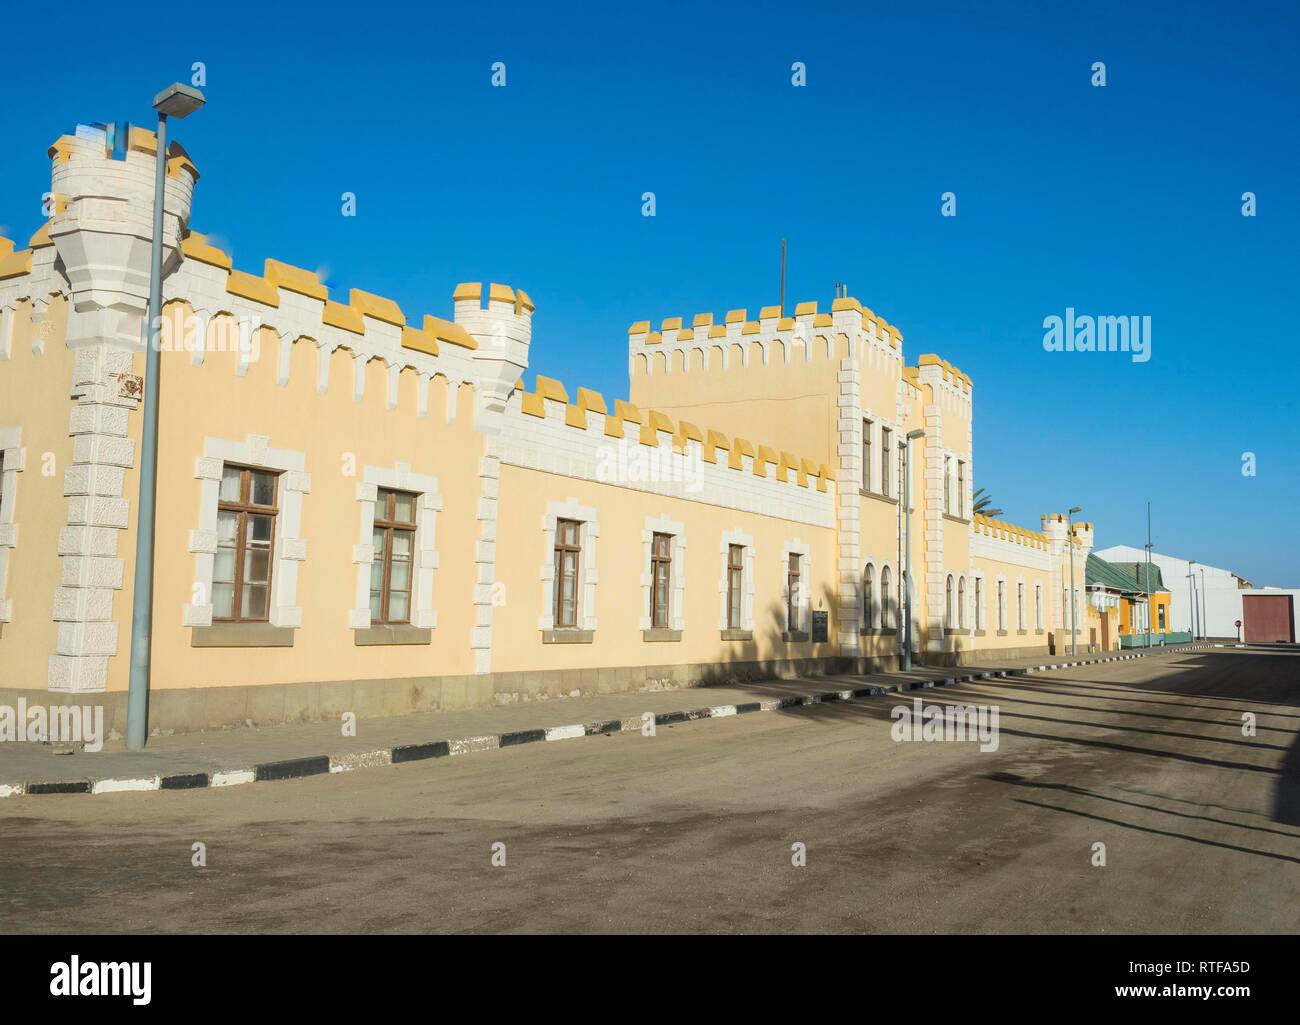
[780,237,786,316]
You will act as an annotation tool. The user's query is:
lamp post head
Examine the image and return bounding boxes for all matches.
[153,83,206,119]
[906,428,925,441]
[1068,505,1082,515]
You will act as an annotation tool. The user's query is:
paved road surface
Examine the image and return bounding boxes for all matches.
[2,649,1297,933]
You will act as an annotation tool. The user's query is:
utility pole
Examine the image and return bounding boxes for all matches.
[1145,502,1153,648]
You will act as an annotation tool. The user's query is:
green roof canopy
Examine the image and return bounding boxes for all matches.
[1086,554,1152,596]
[1107,560,1169,593]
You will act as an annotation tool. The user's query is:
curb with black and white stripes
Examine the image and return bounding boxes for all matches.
[0,644,1210,798]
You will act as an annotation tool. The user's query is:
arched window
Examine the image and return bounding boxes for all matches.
[958,576,967,628]
[863,563,875,629]
[945,574,954,628]
[881,565,893,629]
[1035,584,1043,630]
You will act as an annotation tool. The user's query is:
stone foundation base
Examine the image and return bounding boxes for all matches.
[0,655,865,738]
[923,643,1056,666]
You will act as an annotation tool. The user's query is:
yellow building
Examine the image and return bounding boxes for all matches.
[1111,562,1173,638]
[0,122,1094,735]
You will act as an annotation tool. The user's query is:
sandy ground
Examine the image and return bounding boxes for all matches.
[1,649,1296,934]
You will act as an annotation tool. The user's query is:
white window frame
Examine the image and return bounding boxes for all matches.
[974,574,985,631]
[349,463,442,630]
[996,576,1007,631]
[1035,583,1043,630]
[1017,578,1026,630]
[186,434,310,629]
[719,528,755,631]
[641,514,686,631]
[958,575,966,629]
[0,426,24,624]
[539,499,600,632]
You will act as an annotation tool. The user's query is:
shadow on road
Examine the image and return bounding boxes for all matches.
[706,649,1300,829]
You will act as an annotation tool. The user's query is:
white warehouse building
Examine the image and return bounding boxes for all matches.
[1095,546,1248,639]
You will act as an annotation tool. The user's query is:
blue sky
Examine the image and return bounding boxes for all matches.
[3,1,1297,584]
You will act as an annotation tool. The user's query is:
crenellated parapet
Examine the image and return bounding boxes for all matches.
[21,123,536,422]
[167,232,541,422]
[499,374,836,528]
[515,374,833,491]
[914,353,974,417]
[974,513,1049,551]
[628,295,905,377]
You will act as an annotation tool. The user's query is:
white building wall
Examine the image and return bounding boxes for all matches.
[1096,545,1245,637]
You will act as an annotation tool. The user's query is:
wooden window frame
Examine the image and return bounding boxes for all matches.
[881,565,893,629]
[880,427,892,498]
[861,418,873,491]
[863,563,875,628]
[372,487,418,626]
[553,518,582,629]
[214,464,279,624]
[727,543,744,630]
[786,552,802,631]
[651,532,673,630]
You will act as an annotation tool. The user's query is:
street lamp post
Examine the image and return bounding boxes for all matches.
[1186,561,1198,641]
[901,428,925,671]
[125,83,206,751]
[1200,567,1208,640]
[1068,506,1082,655]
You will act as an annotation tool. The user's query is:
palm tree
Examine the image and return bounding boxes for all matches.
[972,487,1002,518]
